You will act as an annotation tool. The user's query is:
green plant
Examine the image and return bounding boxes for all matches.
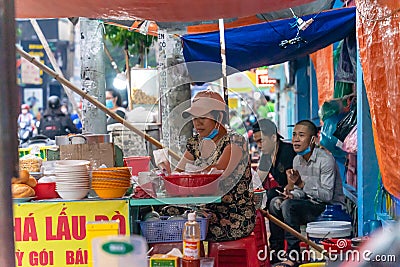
[104,24,156,67]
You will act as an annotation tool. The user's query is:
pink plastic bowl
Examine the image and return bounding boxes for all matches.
[123,156,151,176]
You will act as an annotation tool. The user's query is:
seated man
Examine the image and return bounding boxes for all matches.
[252,119,296,209]
[269,120,345,267]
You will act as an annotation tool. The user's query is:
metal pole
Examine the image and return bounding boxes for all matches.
[219,18,229,121]
[0,0,17,265]
[80,18,107,134]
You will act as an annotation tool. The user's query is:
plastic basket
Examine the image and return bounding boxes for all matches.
[139,216,209,243]
[18,146,52,160]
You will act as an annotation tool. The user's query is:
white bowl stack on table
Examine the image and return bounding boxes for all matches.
[54,160,90,200]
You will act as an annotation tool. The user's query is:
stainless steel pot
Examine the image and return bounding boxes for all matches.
[55,133,111,145]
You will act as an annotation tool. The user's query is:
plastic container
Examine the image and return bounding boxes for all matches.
[306,221,352,241]
[139,216,208,243]
[34,182,59,200]
[123,156,151,176]
[162,173,221,196]
[182,212,201,267]
[317,204,352,222]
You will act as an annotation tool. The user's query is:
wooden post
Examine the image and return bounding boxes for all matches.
[0,0,17,265]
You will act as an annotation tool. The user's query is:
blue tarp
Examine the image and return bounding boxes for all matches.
[182,7,356,82]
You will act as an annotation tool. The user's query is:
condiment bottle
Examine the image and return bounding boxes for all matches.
[182,212,200,267]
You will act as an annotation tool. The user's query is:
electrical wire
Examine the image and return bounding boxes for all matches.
[259,7,327,40]
[258,13,287,39]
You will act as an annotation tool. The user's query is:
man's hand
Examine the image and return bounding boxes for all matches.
[286,169,301,186]
[283,187,294,199]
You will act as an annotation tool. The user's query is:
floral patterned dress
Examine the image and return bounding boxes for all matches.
[186,131,256,241]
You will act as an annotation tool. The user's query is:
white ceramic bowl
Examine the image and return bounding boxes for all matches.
[56,189,89,200]
[55,160,91,166]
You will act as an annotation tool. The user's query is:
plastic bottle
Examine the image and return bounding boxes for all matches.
[182,212,201,267]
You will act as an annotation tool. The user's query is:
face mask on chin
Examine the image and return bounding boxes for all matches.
[203,128,219,140]
[297,136,315,156]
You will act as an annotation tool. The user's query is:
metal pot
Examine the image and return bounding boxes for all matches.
[55,133,111,145]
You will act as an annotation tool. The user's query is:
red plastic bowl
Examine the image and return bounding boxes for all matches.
[320,238,352,252]
[162,173,221,196]
[34,182,59,200]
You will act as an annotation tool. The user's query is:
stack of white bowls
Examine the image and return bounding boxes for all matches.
[54,160,90,199]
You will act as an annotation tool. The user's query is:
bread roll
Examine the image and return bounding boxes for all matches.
[26,176,38,188]
[12,170,30,184]
[12,184,35,198]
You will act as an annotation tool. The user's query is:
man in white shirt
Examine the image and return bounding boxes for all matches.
[269,120,345,267]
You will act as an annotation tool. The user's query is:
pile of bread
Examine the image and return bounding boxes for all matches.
[11,170,37,198]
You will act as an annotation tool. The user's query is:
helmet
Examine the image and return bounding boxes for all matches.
[21,104,30,110]
[48,96,61,110]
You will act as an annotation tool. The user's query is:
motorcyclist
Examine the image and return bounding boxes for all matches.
[18,104,36,141]
[38,96,80,139]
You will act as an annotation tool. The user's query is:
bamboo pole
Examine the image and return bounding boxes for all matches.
[124,40,133,110]
[30,19,82,120]
[16,45,180,161]
[262,210,329,257]
[104,44,121,74]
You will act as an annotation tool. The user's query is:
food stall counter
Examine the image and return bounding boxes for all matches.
[129,196,221,234]
[13,198,130,267]
[129,196,221,206]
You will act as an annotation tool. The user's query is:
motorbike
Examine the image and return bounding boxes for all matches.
[19,134,55,149]
[18,121,34,146]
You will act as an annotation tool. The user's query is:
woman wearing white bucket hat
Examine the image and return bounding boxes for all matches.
[159,90,256,242]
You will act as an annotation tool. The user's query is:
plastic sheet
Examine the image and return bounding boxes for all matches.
[320,114,347,159]
[14,0,315,21]
[357,0,400,198]
[310,45,334,107]
[333,105,357,142]
[342,126,357,154]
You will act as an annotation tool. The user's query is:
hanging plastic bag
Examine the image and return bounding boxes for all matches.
[333,105,357,142]
[318,100,344,122]
[320,114,347,159]
[342,126,357,154]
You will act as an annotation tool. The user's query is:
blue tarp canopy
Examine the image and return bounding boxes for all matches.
[182,7,356,82]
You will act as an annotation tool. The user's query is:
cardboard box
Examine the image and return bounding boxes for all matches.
[59,143,115,168]
[150,254,179,267]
